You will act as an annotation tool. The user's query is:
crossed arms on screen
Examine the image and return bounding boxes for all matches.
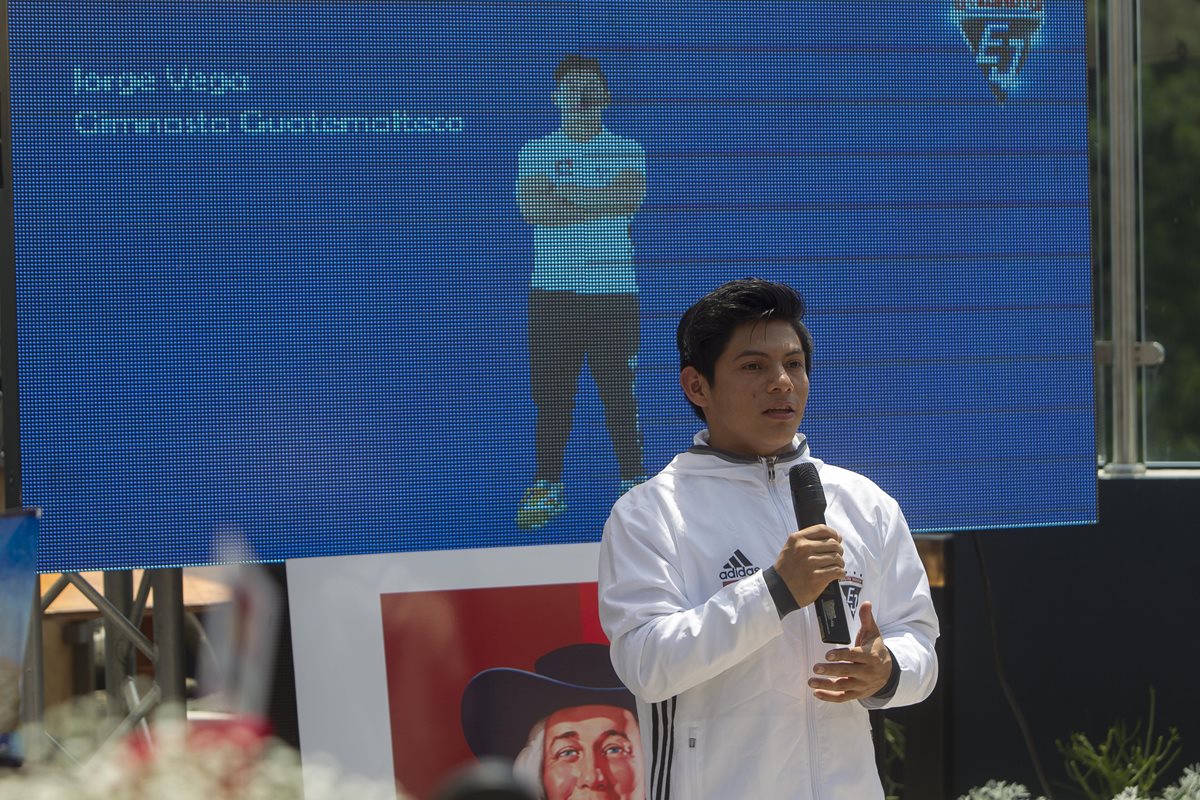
[518,169,646,226]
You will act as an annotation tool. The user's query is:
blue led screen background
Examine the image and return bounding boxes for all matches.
[5,0,1095,571]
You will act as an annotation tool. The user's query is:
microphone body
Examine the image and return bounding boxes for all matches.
[788,463,851,644]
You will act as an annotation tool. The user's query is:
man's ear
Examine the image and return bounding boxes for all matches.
[680,366,710,410]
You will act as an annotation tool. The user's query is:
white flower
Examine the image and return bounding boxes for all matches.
[1113,787,1147,799]
[0,700,408,800]
[1160,764,1200,800]
[958,779,1042,800]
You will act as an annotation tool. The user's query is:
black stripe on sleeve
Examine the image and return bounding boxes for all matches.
[662,696,677,800]
[651,701,663,799]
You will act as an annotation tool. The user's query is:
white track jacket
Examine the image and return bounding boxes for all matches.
[598,432,939,799]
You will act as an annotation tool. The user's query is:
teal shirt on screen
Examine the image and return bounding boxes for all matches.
[517,128,645,295]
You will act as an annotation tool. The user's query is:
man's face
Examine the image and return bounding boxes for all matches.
[542,704,642,800]
[681,319,810,457]
[554,70,608,115]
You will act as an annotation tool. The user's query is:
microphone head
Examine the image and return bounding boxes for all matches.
[788,463,826,527]
[788,462,821,493]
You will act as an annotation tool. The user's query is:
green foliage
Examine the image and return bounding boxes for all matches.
[1139,44,1200,459]
[1090,0,1200,460]
[1056,689,1183,800]
[883,716,906,800]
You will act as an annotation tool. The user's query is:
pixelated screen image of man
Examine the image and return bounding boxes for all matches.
[514,54,648,533]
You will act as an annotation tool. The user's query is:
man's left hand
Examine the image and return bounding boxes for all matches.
[808,601,893,703]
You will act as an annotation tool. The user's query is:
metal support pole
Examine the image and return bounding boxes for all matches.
[102,571,133,718]
[151,568,187,713]
[39,574,70,611]
[19,582,47,762]
[63,573,157,663]
[121,572,154,672]
[1105,0,1143,473]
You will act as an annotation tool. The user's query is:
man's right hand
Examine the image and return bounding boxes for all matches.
[774,526,846,607]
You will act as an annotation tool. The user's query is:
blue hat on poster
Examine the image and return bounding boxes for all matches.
[460,643,637,761]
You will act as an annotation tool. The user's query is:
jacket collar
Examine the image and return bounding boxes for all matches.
[686,430,810,466]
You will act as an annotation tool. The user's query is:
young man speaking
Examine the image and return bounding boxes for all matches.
[598,279,939,798]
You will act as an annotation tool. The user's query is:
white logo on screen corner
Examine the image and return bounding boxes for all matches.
[719,549,760,586]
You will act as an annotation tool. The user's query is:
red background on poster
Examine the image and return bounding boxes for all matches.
[380,581,607,799]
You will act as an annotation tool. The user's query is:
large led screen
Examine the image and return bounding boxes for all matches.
[4,0,1094,571]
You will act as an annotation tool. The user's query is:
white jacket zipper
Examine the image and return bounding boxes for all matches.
[767,453,823,799]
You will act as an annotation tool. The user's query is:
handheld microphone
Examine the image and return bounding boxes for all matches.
[788,463,851,644]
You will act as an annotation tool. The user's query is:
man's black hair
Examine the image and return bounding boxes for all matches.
[553,54,609,95]
[676,278,813,421]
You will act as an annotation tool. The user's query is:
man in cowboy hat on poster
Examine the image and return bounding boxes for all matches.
[461,643,644,800]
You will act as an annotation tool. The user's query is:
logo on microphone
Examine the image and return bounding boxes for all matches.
[719,549,760,586]
[841,571,864,618]
[952,0,1045,102]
